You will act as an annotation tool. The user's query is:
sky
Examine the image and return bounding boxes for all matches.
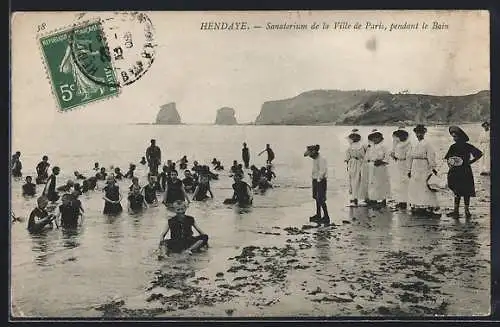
[11,10,489,126]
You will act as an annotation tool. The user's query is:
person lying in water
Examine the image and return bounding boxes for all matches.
[163,170,191,206]
[158,200,209,256]
[74,171,86,180]
[57,179,75,193]
[128,177,147,212]
[193,174,214,201]
[22,176,36,197]
[55,193,83,229]
[27,196,57,234]
[225,173,253,205]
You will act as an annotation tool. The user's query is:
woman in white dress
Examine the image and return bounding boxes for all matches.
[479,121,490,176]
[390,129,411,210]
[407,124,441,217]
[366,130,390,207]
[344,131,366,206]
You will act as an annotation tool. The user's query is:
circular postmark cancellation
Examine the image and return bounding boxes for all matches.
[69,12,156,88]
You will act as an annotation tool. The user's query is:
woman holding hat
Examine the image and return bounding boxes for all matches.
[407,124,440,217]
[366,129,391,206]
[391,129,411,209]
[344,130,366,206]
[444,125,483,219]
[479,121,490,176]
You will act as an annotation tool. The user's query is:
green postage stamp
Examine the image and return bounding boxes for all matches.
[39,20,120,111]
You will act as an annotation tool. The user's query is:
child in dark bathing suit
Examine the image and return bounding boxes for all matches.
[143,176,159,205]
[159,200,209,256]
[56,193,83,229]
[128,177,146,212]
[96,167,107,181]
[140,157,147,165]
[163,170,191,206]
[36,156,50,184]
[45,166,61,203]
[114,167,124,180]
[182,170,197,193]
[22,176,36,196]
[102,176,123,215]
[225,173,253,205]
[124,164,136,179]
[94,162,100,171]
[193,174,214,201]
[27,196,56,234]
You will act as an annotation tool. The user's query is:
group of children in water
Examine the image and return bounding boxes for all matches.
[15,140,277,256]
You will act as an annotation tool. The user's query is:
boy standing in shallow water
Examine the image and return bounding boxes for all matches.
[159,200,209,256]
[304,144,330,226]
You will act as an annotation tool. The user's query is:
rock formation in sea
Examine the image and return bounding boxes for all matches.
[254,90,490,125]
[215,107,238,125]
[155,102,182,124]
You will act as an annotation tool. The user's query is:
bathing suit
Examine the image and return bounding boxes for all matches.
[143,184,158,204]
[232,181,251,205]
[103,184,122,215]
[193,183,211,201]
[182,177,196,193]
[59,203,80,228]
[164,215,209,253]
[27,207,52,233]
[165,179,184,204]
[22,183,36,196]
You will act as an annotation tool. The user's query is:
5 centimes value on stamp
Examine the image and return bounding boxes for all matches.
[71,11,157,88]
[39,20,120,111]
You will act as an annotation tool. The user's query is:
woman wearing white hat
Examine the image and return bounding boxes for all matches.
[407,125,440,217]
[365,129,391,207]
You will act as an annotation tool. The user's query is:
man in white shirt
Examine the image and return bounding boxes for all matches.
[304,144,330,226]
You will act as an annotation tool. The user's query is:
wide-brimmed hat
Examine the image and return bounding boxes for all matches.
[413,124,427,133]
[449,125,469,142]
[367,129,383,141]
[304,144,320,156]
[481,121,490,128]
[392,129,409,140]
[347,132,361,142]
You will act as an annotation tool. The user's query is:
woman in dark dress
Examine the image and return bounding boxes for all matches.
[444,126,483,219]
[102,176,123,215]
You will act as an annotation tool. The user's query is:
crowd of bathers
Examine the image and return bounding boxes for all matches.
[12,140,277,255]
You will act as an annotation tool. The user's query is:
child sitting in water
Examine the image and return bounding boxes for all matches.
[93,162,100,171]
[124,164,136,179]
[193,174,214,201]
[96,167,107,181]
[22,176,36,196]
[140,157,147,165]
[230,160,239,174]
[27,196,56,234]
[114,167,124,180]
[224,173,253,205]
[257,168,273,191]
[128,177,146,212]
[159,200,209,256]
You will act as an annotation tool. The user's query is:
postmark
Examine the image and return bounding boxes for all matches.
[39,20,120,111]
[71,12,157,88]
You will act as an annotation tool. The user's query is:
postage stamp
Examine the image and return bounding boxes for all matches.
[39,20,120,111]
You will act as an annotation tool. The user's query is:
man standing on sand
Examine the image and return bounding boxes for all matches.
[304,144,330,226]
[146,139,161,176]
[242,143,250,169]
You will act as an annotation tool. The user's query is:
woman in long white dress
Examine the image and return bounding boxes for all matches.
[366,130,391,207]
[344,131,366,206]
[390,129,411,210]
[479,121,490,176]
[407,124,441,217]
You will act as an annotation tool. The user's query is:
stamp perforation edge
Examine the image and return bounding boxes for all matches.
[36,17,121,113]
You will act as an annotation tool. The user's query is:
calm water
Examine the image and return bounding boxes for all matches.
[10,124,490,317]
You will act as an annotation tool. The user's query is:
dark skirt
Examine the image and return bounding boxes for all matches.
[165,235,209,253]
[447,165,476,197]
[103,202,123,215]
[312,179,327,202]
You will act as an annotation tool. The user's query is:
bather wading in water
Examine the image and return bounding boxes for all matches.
[22,176,37,197]
[192,174,214,201]
[102,176,123,215]
[224,173,253,206]
[128,177,146,212]
[163,170,191,207]
[36,156,50,184]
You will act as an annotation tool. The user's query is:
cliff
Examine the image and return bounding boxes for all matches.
[254,90,490,125]
[155,102,182,124]
[215,107,237,125]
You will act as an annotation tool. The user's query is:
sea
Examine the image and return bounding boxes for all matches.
[10,124,491,317]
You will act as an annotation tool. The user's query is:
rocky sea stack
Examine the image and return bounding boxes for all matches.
[254,90,490,125]
[155,102,182,124]
[215,107,237,125]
